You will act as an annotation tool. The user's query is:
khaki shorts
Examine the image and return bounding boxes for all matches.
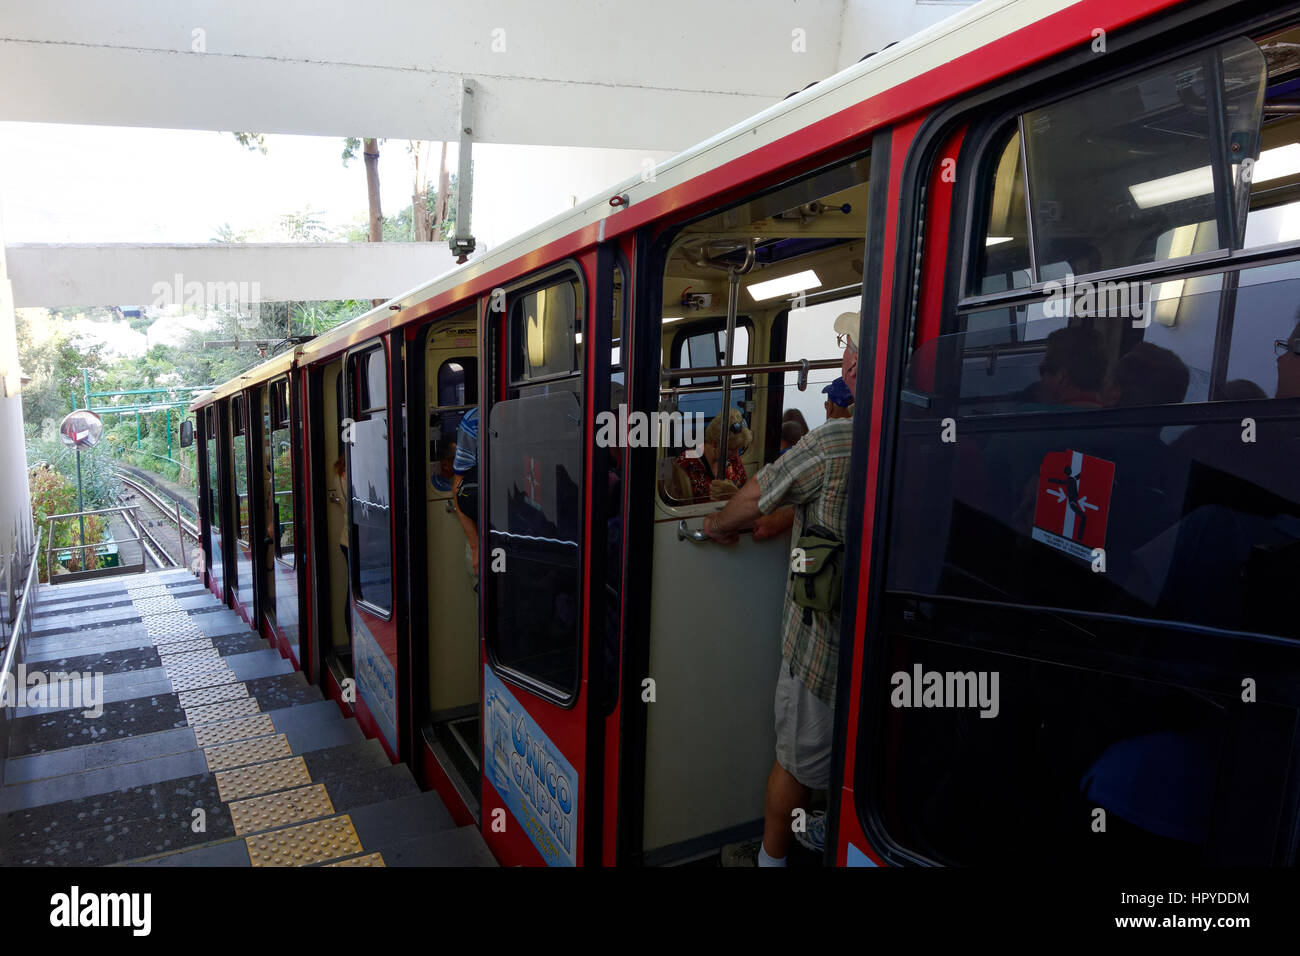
[774,658,834,790]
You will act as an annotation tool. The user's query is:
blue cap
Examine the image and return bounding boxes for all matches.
[822,377,853,408]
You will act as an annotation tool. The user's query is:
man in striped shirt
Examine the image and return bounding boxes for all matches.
[704,312,859,867]
[451,406,480,574]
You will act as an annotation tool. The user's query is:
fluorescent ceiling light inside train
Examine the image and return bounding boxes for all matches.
[747,270,821,301]
[1129,144,1300,209]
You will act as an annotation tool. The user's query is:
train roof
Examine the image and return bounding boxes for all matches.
[191,0,1152,409]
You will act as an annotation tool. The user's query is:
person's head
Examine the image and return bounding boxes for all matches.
[1039,326,1107,404]
[1277,317,1300,399]
[333,454,346,477]
[834,311,860,393]
[1106,342,1189,407]
[822,376,854,420]
[780,420,805,450]
[1223,378,1268,402]
[781,407,810,437]
[704,408,752,461]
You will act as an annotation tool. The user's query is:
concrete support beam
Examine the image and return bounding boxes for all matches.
[0,0,855,151]
[4,242,461,309]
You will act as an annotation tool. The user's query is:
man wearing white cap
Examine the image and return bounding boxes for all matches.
[706,310,860,866]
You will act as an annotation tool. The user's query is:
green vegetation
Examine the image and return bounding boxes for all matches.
[28,465,110,582]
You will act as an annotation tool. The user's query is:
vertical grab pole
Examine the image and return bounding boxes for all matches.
[715,244,755,475]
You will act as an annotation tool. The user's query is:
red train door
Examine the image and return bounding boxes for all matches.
[342,340,403,761]
[479,261,606,866]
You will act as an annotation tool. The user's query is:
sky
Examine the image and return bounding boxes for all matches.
[0,122,674,251]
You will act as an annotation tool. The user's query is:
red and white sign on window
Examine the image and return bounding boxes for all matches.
[1031,449,1115,562]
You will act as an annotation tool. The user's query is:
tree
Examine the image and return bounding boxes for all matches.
[15,310,105,427]
[342,137,384,243]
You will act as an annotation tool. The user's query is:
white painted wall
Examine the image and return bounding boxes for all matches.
[0,212,34,584]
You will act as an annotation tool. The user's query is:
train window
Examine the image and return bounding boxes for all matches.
[205,407,220,532]
[972,127,1032,295]
[437,357,478,407]
[511,280,579,381]
[487,273,585,699]
[231,396,249,543]
[270,379,294,563]
[971,38,1268,289]
[347,346,392,616]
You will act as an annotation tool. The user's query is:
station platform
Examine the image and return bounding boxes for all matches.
[0,569,494,867]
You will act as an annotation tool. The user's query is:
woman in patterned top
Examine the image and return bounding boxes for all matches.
[667,408,752,503]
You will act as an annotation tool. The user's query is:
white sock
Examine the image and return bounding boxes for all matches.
[757,843,787,868]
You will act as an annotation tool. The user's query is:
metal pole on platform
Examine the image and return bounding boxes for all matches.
[75,446,86,568]
[176,500,187,569]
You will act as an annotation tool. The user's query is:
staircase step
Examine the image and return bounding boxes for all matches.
[322,764,421,812]
[346,790,455,848]
[0,773,232,866]
[300,739,392,786]
[224,649,294,682]
[9,694,187,756]
[128,836,251,867]
[362,825,497,867]
[4,726,198,784]
[242,672,323,710]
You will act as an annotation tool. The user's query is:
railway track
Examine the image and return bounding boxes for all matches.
[115,471,201,571]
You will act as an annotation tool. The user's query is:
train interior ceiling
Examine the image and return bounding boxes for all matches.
[640,158,870,861]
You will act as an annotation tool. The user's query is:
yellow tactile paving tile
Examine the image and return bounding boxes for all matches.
[125,585,170,598]
[185,696,260,725]
[245,815,363,867]
[192,713,276,748]
[132,596,186,616]
[170,667,238,692]
[158,638,217,657]
[146,618,204,640]
[228,783,335,836]
[204,732,291,771]
[215,756,311,801]
[160,648,224,670]
[177,682,248,709]
[326,852,385,867]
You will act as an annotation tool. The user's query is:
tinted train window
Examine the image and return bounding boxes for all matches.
[487,275,585,699]
[347,346,392,615]
[972,38,1267,288]
[270,379,294,562]
[205,407,221,532]
[231,397,249,542]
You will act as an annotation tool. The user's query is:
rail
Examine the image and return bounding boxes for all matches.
[44,505,147,583]
[117,471,199,567]
[1,527,43,738]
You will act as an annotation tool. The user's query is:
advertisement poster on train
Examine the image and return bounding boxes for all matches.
[1031,449,1115,562]
[484,667,578,867]
[352,610,398,753]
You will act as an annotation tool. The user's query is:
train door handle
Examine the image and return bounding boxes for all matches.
[677,520,709,543]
